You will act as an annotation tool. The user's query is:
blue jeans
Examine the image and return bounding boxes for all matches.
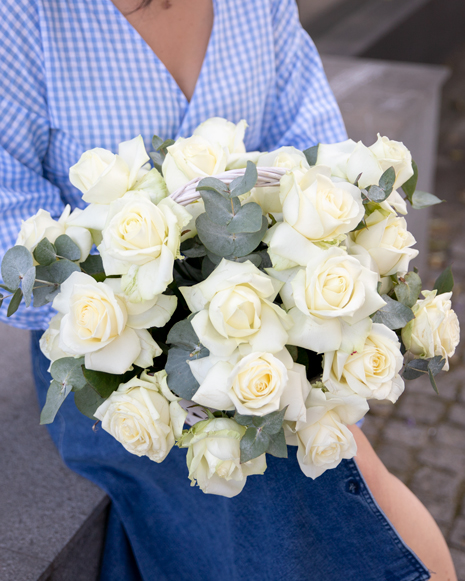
[31,331,430,581]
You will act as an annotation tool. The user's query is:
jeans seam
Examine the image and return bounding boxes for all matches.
[347,459,431,581]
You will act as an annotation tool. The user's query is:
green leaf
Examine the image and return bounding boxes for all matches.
[7,288,23,317]
[196,177,230,197]
[402,160,418,202]
[180,237,207,258]
[1,245,34,291]
[40,379,72,424]
[201,256,217,278]
[226,202,263,234]
[200,190,240,225]
[434,266,454,295]
[33,238,57,266]
[403,358,429,380]
[152,135,164,151]
[82,367,136,399]
[74,383,106,420]
[230,161,258,197]
[240,426,270,463]
[394,271,422,308]
[286,345,299,362]
[33,284,60,308]
[411,191,443,209]
[54,234,81,261]
[149,152,164,174]
[0,293,3,308]
[428,355,446,376]
[262,407,287,435]
[428,368,439,394]
[303,144,319,166]
[50,357,87,391]
[22,266,36,308]
[365,185,390,203]
[378,166,396,196]
[0,284,14,292]
[157,138,175,153]
[79,254,106,282]
[36,258,80,284]
[266,428,288,459]
[196,213,267,258]
[166,319,209,400]
[371,295,415,330]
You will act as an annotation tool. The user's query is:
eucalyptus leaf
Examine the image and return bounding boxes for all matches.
[33,238,57,266]
[22,266,36,308]
[403,358,429,380]
[80,254,105,281]
[240,426,270,463]
[394,271,422,308]
[261,407,287,435]
[303,144,319,166]
[365,185,389,203]
[40,379,72,424]
[51,357,87,391]
[434,266,454,295]
[230,162,258,197]
[371,295,415,330]
[201,256,217,278]
[54,234,81,261]
[411,191,443,209]
[196,213,267,258]
[227,202,263,234]
[0,294,3,309]
[36,258,80,284]
[74,383,107,420]
[149,152,163,174]
[402,160,418,202]
[1,245,33,291]
[152,135,163,151]
[33,284,60,308]
[378,166,396,196]
[165,346,204,400]
[266,429,288,459]
[428,355,446,376]
[196,177,230,197]
[428,369,439,394]
[7,288,22,317]
[200,190,239,225]
[181,237,207,258]
[82,366,136,398]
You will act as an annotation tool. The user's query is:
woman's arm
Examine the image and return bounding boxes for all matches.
[349,425,457,581]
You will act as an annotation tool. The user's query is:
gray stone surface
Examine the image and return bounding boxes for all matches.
[0,323,108,580]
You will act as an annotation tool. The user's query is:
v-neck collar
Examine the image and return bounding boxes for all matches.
[105,0,218,112]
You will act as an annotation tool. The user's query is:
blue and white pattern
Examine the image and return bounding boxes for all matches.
[0,0,346,329]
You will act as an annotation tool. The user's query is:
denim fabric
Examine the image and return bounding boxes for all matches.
[31,332,430,581]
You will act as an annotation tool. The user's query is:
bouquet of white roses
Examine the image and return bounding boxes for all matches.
[1,117,460,498]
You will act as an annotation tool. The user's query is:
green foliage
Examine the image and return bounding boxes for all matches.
[364,166,396,203]
[165,319,209,399]
[33,238,57,266]
[229,162,258,197]
[196,177,230,197]
[180,236,207,259]
[7,288,23,317]
[411,191,443,209]
[82,366,137,398]
[303,144,319,166]
[434,266,454,295]
[226,203,263,234]
[51,357,87,391]
[40,379,72,425]
[235,408,288,463]
[150,135,175,173]
[33,259,80,307]
[54,234,81,261]
[1,245,33,291]
[372,295,415,330]
[22,266,36,307]
[79,254,106,282]
[403,356,446,394]
[402,160,418,202]
[74,383,107,420]
[394,271,422,308]
[199,190,241,225]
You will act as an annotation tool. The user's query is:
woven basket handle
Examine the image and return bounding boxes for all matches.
[169,167,287,206]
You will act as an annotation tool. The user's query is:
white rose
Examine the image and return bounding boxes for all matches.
[180,259,291,357]
[369,134,414,189]
[381,190,408,215]
[179,417,267,497]
[245,147,310,216]
[193,117,247,155]
[271,246,385,353]
[39,314,71,362]
[295,387,368,479]
[190,347,310,422]
[98,194,191,300]
[323,322,405,403]
[347,209,418,276]
[69,135,150,204]
[52,272,162,373]
[402,290,460,371]
[94,370,186,463]
[16,205,92,262]
[162,135,228,194]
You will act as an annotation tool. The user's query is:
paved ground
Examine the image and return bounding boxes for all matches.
[361,41,465,577]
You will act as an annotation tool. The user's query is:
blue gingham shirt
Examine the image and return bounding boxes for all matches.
[0,0,346,329]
